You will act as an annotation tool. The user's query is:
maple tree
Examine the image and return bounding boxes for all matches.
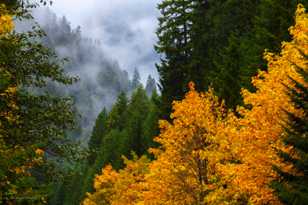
[141,83,231,205]
[83,154,150,205]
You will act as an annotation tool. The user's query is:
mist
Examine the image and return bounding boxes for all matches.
[49,0,161,82]
[14,1,161,141]
[13,9,137,142]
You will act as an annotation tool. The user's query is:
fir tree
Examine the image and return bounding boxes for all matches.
[106,92,128,130]
[145,75,157,96]
[126,87,151,156]
[88,108,108,164]
[131,68,141,90]
[274,69,308,204]
[156,0,194,118]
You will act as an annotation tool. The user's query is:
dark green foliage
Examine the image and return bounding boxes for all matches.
[106,92,128,130]
[142,90,161,153]
[157,0,308,115]
[88,108,108,164]
[274,67,308,205]
[156,0,195,118]
[126,87,151,155]
[213,33,243,107]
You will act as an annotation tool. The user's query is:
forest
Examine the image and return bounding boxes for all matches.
[0,0,307,205]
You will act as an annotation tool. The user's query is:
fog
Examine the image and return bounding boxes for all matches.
[49,0,161,82]
[16,1,161,141]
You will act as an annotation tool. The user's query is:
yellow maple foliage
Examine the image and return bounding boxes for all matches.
[83,154,150,205]
[141,83,233,205]
[0,4,14,35]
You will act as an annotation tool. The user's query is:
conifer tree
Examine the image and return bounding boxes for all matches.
[145,75,157,96]
[272,6,308,203]
[275,69,308,205]
[106,92,128,130]
[88,108,108,164]
[131,68,141,90]
[142,90,160,152]
[126,87,151,156]
[156,0,195,118]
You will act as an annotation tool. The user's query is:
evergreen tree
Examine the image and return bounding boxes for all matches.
[156,0,308,113]
[142,90,160,152]
[156,0,194,118]
[126,87,151,155]
[145,75,157,96]
[106,92,128,130]
[213,32,243,108]
[131,68,141,90]
[238,0,308,90]
[189,0,211,90]
[274,69,308,204]
[88,108,108,164]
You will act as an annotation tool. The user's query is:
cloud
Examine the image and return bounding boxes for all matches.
[49,0,161,82]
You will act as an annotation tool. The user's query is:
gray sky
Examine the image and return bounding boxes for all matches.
[49,0,161,82]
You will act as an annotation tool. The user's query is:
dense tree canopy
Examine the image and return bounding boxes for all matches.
[1,1,308,205]
[83,5,308,204]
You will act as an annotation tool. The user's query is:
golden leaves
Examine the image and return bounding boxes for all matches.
[83,156,150,205]
[35,148,44,156]
[0,4,14,35]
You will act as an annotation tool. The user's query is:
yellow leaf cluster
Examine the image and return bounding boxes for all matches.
[35,148,45,156]
[83,155,150,205]
[0,4,14,35]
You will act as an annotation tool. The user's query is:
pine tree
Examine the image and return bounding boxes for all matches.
[126,87,151,156]
[145,75,157,96]
[142,90,160,152]
[131,68,141,90]
[275,69,308,205]
[156,0,195,118]
[88,108,108,164]
[210,0,259,107]
[106,92,128,130]
[272,7,308,201]
[238,0,308,90]
[213,32,243,108]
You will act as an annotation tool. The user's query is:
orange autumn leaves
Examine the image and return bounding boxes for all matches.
[84,4,307,205]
